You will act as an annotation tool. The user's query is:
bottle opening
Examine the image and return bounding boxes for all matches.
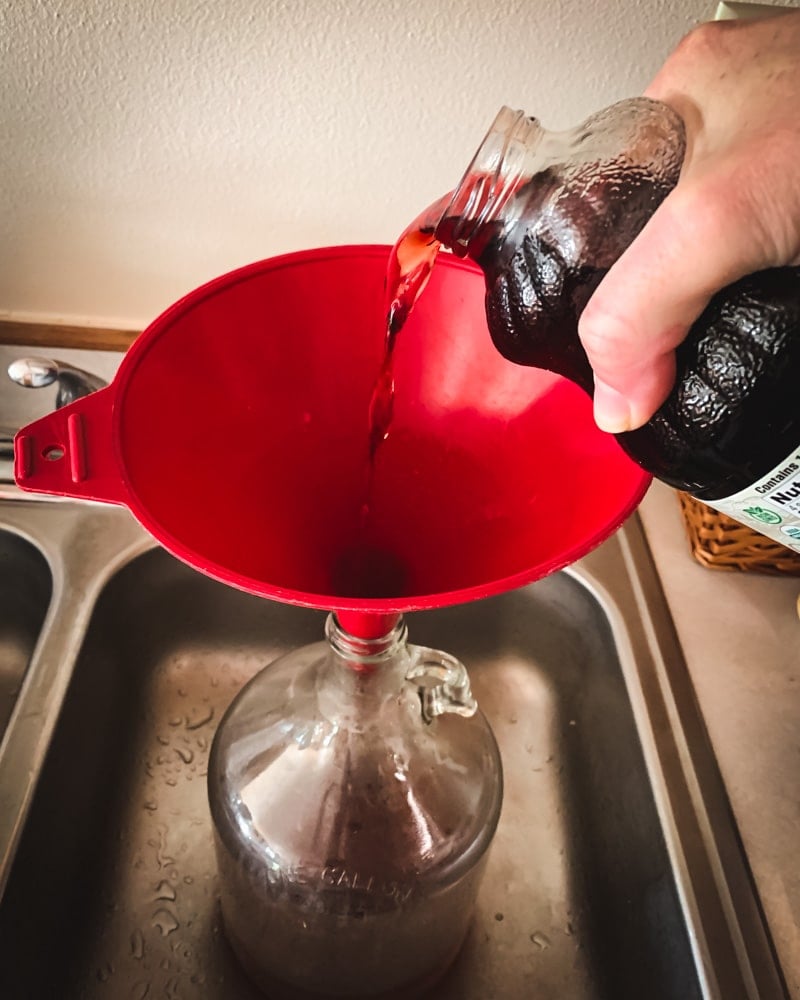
[433,106,536,255]
[328,612,407,664]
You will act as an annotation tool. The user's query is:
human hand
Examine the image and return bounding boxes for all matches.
[578,10,800,433]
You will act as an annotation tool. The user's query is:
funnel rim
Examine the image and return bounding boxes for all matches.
[102,243,649,620]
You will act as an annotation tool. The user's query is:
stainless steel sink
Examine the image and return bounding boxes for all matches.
[0,346,788,999]
[0,529,51,739]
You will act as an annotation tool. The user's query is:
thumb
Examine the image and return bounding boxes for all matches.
[578,160,776,433]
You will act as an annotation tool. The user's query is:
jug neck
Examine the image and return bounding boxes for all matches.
[320,614,477,726]
[316,614,413,728]
[327,612,408,671]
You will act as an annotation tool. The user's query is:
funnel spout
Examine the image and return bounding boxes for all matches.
[334,610,402,640]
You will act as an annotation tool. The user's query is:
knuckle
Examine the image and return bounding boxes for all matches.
[579,309,639,371]
[674,20,728,61]
[662,180,765,277]
[650,21,731,93]
[664,182,725,243]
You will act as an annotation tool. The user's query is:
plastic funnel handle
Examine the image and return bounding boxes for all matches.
[14,385,129,505]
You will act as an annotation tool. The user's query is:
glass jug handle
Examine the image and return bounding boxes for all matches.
[406,645,477,722]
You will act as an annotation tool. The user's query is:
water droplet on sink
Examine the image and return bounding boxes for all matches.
[131,981,150,1000]
[97,962,113,981]
[175,747,194,765]
[130,928,145,960]
[168,716,183,727]
[183,875,194,884]
[157,734,170,746]
[186,706,214,730]
[152,909,179,937]
[143,800,157,813]
[155,880,176,901]
[530,931,550,950]
[154,825,175,869]
[165,777,177,787]
[178,688,187,698]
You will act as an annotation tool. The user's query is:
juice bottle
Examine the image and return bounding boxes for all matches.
[390,100,800,550]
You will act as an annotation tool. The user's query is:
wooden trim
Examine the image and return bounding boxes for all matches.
[0,319,140,352]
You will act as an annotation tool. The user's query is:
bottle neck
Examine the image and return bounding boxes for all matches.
[433,106,545,259]
[432,99,687,394]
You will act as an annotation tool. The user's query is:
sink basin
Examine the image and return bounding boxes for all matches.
[0,506,787,999]
[0,530,51,739]
[0,529,52,741]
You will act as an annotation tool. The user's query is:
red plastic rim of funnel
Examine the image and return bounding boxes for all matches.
[15,246,651,623]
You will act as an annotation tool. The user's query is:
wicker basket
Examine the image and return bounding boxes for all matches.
[677,492,800,576]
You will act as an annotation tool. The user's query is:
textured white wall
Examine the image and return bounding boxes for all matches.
[0,0,795,326]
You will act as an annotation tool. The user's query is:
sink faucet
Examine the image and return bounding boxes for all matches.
[7,357,108,409]
[1,357,108,485]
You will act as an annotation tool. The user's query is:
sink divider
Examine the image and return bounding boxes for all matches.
[0,501,153,897]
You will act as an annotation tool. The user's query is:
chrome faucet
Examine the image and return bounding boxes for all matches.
[7,357,108,409]
[1,357,108,484]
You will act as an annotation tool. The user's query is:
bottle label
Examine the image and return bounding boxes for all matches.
[701,445,800,551]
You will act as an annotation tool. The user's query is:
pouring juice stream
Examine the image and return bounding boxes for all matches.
[367,194,450,459]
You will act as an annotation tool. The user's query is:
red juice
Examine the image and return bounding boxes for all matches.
[367,193,451,460]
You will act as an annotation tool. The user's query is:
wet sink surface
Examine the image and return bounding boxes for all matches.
[0,543,708,999]
[0,513,787,1000]
[0,530,51,739]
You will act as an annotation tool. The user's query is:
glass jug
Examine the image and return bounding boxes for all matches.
[208,614,503,998]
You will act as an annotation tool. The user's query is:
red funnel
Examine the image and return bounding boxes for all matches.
[14,246,649,636]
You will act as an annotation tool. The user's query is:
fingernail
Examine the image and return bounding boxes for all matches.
[593,379,632,433]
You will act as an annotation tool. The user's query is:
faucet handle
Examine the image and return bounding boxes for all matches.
[8,357,107,410]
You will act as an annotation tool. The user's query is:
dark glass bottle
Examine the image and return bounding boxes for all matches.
[430,100,800,551]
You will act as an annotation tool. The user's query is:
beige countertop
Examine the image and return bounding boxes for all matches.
[639,481,800,999]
